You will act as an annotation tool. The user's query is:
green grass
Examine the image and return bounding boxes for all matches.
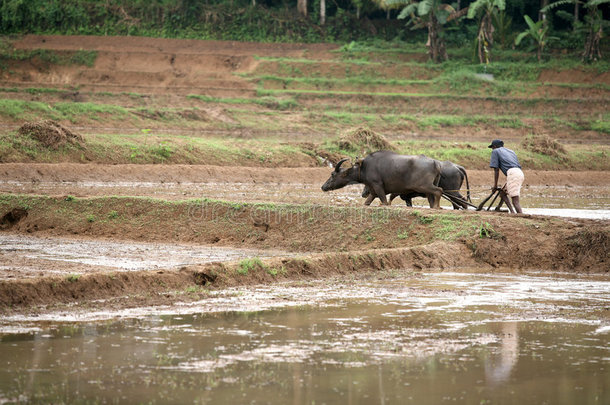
[237,258,265,275]
[477,222,503,239]
[266,265,286,277]
[397,229,410,240]
[252,74,430,87]
[1,128,608,170]
[0,99,128,122]
[53,102,128,122]
[0,99,53,120]
[591,117,610,134]
[66,274,81,282]
[0,46,97,68]
[187,94,298,110]
[430,214,480,241]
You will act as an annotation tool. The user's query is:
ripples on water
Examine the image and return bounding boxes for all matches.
[1,272,608,404]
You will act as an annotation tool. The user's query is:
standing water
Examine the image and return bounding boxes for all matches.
[1,272,609,404]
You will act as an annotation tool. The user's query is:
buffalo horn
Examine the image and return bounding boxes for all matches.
[335,158,349,172]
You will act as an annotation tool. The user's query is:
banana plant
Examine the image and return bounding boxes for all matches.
[491,11,513,50]
[514,15,558,61]
[542,0,610,62]
[384,0,457,63]
[467,0,506,64]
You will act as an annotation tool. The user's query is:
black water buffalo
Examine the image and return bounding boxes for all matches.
[321,151,443,209]
[361,160,471,209]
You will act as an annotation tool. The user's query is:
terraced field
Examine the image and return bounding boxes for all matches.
[0,34,608,311]
[1,34,608,149]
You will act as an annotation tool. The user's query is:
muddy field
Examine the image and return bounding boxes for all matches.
[0,34,608,405]
[0,35,609,316]
[1,271,608,404]
[0,163,608,313]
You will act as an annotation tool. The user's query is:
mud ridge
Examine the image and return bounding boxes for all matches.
[0,243,476,311]
[3,228,607,312]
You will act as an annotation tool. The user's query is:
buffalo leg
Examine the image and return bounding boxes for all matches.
[371,184,389,205]
[424,186,443,209]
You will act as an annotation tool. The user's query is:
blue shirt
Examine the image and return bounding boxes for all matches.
[490,147,521,176]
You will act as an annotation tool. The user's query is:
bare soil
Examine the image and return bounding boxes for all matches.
[0,35,608,315]
[1,35,609,145]
[1,162,608,188]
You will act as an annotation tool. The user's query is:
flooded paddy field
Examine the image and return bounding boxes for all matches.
[0,234,293,280]
[1,271,608,404]
[0,32,609,403]
[1,163,608,403]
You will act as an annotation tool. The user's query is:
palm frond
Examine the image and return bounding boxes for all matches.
[514,31,529,46]
[523,14,537,31]
[418,0,434,16]
[447,7,469,22]
[587,0,610,8]
[381,0,413,8]
[467,0,486,19]
[541,0,579,13]
[397,3,419,20]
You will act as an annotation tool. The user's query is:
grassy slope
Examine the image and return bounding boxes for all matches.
[0,128,607,170]
[0,38,608,170]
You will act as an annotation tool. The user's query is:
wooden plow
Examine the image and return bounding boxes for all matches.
[475,187,514,213]
[441,184,514,213]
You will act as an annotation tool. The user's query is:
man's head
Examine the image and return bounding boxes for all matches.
[488,139,504,149]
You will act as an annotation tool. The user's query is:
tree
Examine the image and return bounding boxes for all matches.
[491,11,513,49]
[320,0,326,25]
[298,0,307,17]
[375,0,404,20]
[514,15,558,61]
[542,0,610,62]
[467,0,506,64]
[386,0,458,63]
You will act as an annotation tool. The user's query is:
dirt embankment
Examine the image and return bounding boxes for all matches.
[0,192,608,311]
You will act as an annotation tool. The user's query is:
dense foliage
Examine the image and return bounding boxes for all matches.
[0,0,401,42]
[0,0,607,57]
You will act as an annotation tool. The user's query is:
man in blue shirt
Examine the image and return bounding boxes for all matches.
[489,139,524,214]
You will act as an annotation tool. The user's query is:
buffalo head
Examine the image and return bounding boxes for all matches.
[321,158,360,191]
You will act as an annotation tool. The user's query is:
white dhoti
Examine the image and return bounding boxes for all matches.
[506,167,524,197]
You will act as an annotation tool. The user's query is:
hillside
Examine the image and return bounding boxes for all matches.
[0,35,607,168]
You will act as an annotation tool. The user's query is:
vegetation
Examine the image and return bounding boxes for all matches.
[0,127,607,170]
[0,1,608,62]
[0,3,606,172]
[542,0,610,62]
[238,258,265,275]
[391,0,455,62]
[66,273,81,282]
[467,0,506,64]
[515,15,559,61]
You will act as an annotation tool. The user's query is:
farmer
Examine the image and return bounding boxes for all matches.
[488,139,524,214]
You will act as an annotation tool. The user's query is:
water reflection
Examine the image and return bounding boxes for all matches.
[0,272,609,404]
[484,322,519,385]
